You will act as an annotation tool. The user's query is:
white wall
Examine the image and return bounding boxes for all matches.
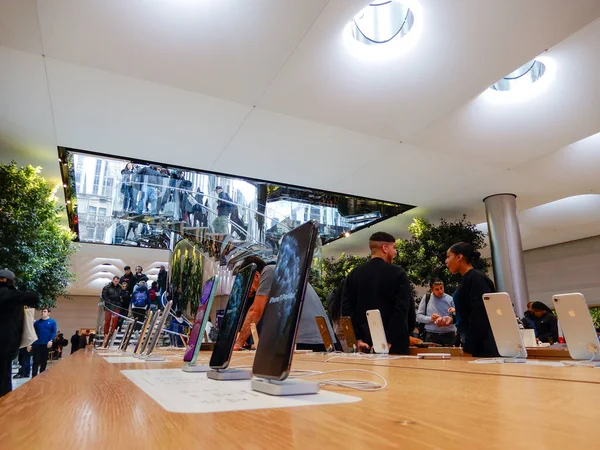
[524,235,600,306]
[68,242,170,296]
[50,295,100,339]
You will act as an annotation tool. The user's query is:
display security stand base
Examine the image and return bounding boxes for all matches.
[251,378,320,396]
[207,368,252,381]
[181,363,211,373]
[141,354,165,362]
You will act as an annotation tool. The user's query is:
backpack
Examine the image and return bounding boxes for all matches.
[417,293,431,339]
[132,290,148,308]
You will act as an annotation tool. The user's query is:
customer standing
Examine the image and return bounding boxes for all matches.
[341,232,416,354]
[70,330,80,354]
[102,276,122,335]
[120,266,136,296]
[120,162,136,212]
[445,242,498,357]
[530,301,559,344]
[0,269,39,397]
[133,266,149,285]
[31,308,57,377]
[157,265,168,299]
[212,186,233,234]
[416,279,456,346]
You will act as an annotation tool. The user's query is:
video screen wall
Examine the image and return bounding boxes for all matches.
[59,147,413,250]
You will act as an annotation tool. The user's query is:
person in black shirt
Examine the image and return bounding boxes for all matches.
[133,266,149,285]
[341,232,416,355]
[446,242,499,357]
[70,330,80,354]
[120,266,135,296]
[0,269,39,397]
[157,265,168,298]
[531,301,558,343]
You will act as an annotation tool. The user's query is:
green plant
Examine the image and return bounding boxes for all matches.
[189,251,203,313]
[0,162,77,308]
[171,248,182,294]
[311,253,369,309]
[590,307,600,329]
[180,249,194,314]
[395,216,489,296]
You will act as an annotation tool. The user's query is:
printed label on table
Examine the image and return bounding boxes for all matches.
[121,369,361,413]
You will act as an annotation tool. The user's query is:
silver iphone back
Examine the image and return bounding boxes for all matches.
[553,293,600,360]
[483,293,527,358]
[366,309,389,354]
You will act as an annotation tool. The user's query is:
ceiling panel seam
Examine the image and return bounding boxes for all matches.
[253,0,330,107]
[34,0,58,147]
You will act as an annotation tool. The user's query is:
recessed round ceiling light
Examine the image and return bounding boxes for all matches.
[351,1,415,46]
[490,59,546,92]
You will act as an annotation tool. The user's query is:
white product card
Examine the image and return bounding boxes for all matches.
[121,369,361,413]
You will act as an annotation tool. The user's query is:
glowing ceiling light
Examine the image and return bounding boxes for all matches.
[351,1,415,45]
[480,55,555,104]
[490,59,546,92]
[343,0,422,60]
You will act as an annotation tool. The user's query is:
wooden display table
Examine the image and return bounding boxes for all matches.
[0,349,599,449]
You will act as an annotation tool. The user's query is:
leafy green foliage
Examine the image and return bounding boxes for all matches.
[395,216,489,295]
[189,251,203,313]
[0,162,77,308]
[311,253,369,308]
[312,216,488,306]
[590,307,600,329]
[180,249,194,314]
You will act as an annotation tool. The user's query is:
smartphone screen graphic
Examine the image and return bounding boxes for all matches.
[252,221,318,380]
[210,264,256,369]
[183,276,219,363]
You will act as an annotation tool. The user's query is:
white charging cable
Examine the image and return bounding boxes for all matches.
[293,368,388,392]
[324,354,416,363]
[560,350,599,367]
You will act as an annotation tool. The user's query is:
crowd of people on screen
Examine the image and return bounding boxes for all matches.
[119,162,247,239]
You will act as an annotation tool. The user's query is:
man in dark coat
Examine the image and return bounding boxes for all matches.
[0,269,39,397]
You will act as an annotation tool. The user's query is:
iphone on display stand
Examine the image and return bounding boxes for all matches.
[340,316,358,353]
[553,293,600,362]
[251,221,320,396]
[208,264,256,380]
[137,309,160,356]
[315,316,335,353]
[482,293,527,359]
[132,310,154,355]
[142,300,174,361]
[119,319,135,352]
[182,276,219,372]
[366,309,389,355]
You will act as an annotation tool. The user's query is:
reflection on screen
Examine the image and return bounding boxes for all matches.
[253,221,317,380]
[209,264,256,369]
[183,278,216,362]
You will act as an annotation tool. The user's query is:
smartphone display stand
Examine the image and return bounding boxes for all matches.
[207,368,252,381]
[251,378,320,396]
[138,311,164,361]
[181,362,211,373]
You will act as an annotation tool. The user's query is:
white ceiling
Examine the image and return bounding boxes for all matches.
[2,0,600,257]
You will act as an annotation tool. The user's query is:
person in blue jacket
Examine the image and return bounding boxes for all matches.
[31,307,57,377]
